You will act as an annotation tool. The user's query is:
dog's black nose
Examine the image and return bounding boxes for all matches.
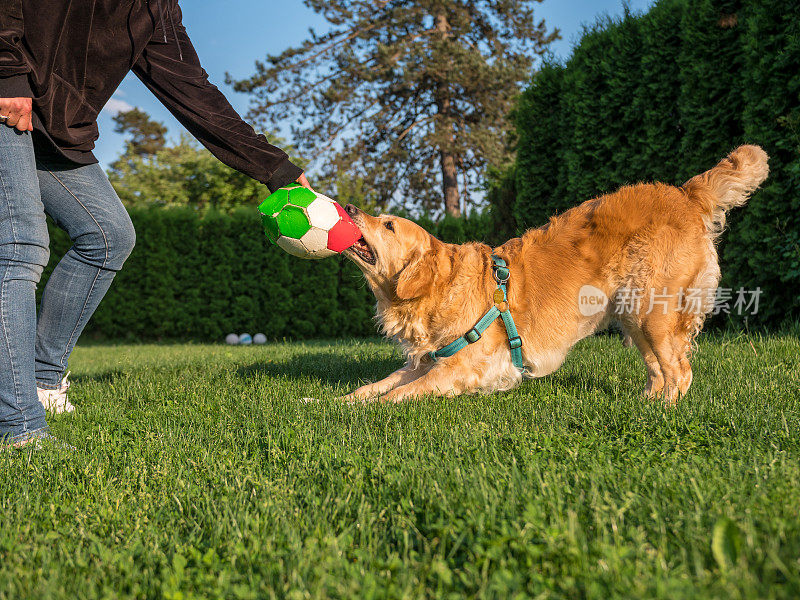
[344,203,359,217]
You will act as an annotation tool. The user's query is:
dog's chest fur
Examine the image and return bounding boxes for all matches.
[372,249,496,363]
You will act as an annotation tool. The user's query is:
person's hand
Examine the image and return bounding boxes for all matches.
[296,173,313,190]
[0,98,34,132]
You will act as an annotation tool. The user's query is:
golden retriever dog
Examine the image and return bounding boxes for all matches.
[343,145,769,403]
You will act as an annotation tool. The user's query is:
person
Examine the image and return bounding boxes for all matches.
[0,1,309,449]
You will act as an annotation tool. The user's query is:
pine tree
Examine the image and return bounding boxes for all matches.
[231,0,558,216]
[112,108,168,157]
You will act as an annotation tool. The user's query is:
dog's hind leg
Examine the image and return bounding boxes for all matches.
[640,312,685,404]
[622,322,665,398]
[671,312,697,396]
[674,348,693,397]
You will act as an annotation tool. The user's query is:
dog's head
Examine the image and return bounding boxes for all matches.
[343,204,447,301]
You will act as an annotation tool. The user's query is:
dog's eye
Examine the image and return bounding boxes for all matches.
[384,221,395,232]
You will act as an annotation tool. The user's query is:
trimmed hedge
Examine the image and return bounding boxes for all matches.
[500,0,799,326]
[42,208,496,342]
[42,209,374,341]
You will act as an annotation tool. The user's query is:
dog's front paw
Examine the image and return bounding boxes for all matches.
[342,386,381,404]
[341,393,363,405]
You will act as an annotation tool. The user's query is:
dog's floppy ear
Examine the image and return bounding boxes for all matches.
[395,251,436,300]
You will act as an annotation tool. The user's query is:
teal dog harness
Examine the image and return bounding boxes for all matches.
[429,255,525,373]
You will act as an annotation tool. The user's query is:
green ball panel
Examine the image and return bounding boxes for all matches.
[258,188,290,216]
[261,213,281,244]
[287,186,317,208]
[277,205,311,238]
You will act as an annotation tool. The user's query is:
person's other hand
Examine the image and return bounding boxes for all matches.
[296,173,313,190]
[0,98,34,132]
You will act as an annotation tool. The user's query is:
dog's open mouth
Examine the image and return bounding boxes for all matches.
[348,235,376,265]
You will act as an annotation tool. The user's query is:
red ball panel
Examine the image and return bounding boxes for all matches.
[333,202,356,225]
[327,206,362,252]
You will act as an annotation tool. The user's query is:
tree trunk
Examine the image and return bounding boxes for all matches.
[434,11,460,217]
[440,149,460,217]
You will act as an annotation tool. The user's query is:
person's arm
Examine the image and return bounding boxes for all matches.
[132,2,304,192]
[0,0,30,95]
[0,0,33,131]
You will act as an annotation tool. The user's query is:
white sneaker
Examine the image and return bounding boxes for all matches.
[37,371,75,414]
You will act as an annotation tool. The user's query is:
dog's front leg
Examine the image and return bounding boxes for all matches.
[347,361,432,401]
[379,364,468,402]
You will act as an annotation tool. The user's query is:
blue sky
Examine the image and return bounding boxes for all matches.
[95,0,655,169]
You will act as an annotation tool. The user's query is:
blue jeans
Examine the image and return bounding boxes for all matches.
[0,126,135,442]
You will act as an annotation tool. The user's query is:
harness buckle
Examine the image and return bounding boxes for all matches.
[464,328,481,344]
[508,336,522,350]
[493,266,510,285]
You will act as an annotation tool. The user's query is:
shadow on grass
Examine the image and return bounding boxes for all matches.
[237,351,404,387]
[553,373,624,398]
[236,349,636,397]
[70,369,127,385]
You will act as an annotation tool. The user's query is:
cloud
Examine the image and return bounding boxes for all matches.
[102,97,135,116]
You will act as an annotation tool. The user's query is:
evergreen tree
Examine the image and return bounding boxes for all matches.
[725,0,800,324]
[633,0,684,183]
[562,23,613,203]
[489,0,799,325]
[677,0,745,181]
[600,9,646,186]
[513,62,569,229]
[485,163,518,242]
[112,108,168,157]
[231,0,558,216]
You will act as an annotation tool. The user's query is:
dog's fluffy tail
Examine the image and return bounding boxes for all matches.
[683,144,769,234]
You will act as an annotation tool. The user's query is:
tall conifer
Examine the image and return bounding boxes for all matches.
[514,62,569,229]
[232,1,558,215]
[725,0,800,323]
[677,0,745,180]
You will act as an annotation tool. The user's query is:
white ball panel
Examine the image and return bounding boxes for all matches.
[300,227,329,252]
[307,198,340,231]
[307,247,337,259]
[276,235,310,258]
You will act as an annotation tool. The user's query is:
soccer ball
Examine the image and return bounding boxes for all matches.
[225,333,239,345]
[258,185,361,259]
[253,333,267,345]
[239,333,253,345]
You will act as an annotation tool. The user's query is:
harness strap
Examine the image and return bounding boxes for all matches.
[429,255,526,373]
[494,257,525,370]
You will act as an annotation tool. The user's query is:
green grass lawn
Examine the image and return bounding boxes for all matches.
[1,332,799,599]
